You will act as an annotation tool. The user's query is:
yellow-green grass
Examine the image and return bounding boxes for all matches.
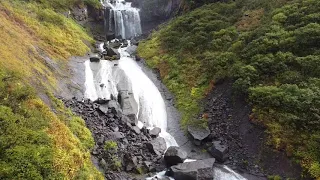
[0,0,103,179]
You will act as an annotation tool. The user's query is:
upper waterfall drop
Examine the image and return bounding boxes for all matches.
[101,0,142,39]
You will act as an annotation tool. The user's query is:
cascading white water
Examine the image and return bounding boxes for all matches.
[118,46,178,147]
[101,0,142,39]
[84,42,178,147]
[84,60,119,101]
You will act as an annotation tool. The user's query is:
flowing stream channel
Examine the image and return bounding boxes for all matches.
[83,0,247,179]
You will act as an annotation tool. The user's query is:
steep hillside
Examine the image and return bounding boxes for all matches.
[138,0,320,178]
[0,0,103,179]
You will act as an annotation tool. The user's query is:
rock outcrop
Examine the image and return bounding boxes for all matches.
[130,0,181,33]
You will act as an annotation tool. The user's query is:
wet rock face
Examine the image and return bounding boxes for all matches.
[61,97,167,179]
[130,0,181,33]
[132,0,180,21]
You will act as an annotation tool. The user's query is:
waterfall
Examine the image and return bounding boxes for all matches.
[117,49,178,147]
[84,42,178,147]
[101,0,142,39]
[84,1,247,179]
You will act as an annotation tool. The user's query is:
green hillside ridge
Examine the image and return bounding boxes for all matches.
[0,0,103,179]
[138,0,320,178]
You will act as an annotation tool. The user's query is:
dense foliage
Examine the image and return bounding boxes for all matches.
[138,0,320,178]
[24,0,101,9]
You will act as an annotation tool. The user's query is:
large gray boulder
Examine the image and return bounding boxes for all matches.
[149,127,161,137]
[119,91,138,125]
[106,47,120,60]
[125,45,138,55]
[188,126,210,146]
[208,141,229,162]
[167,158,215,180]
[106,132,125,140]
[164,146,188,166]
[108,100,122,116]
[146,137,167,155]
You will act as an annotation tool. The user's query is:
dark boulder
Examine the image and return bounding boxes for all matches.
[208,141,229,162]
[131,39,139,46]
[94,98,109,104]
[108,41,122,49]
[107,32,115,41]
[164,146,187,166]
[188,126,210,146]
[149,127,161,137]
[166,158,215,180]
[107,47,119,57]
[132,126,141,134]
[124,154,138,172]
[98,105,109,114]
[121,115,138,126]
[122,40,129,47]
[108,100,122,116]
[135,55,141,61]
[146,137,167,155]
[90,56,100,62]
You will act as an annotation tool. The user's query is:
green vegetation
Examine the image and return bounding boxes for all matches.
[104,140,118,152]
[138,0,320,178]
[0,69,103,179]
[104,141,122,171]
[268,175,282,180]
[0,0,103,179]
[24,0,102,10]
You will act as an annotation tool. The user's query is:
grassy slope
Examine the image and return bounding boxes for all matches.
[138,0,320,178]
[0,0,103,179]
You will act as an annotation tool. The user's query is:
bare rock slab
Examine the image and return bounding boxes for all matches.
[167,158,216,180]
[188,126,210,145]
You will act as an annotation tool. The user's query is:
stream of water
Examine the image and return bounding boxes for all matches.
[83,0,247,179]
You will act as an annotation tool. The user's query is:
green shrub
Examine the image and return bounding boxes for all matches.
[139,0,320,178]
[104,140,118,152]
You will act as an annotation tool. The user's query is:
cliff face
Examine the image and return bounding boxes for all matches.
[131,0,181,33]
